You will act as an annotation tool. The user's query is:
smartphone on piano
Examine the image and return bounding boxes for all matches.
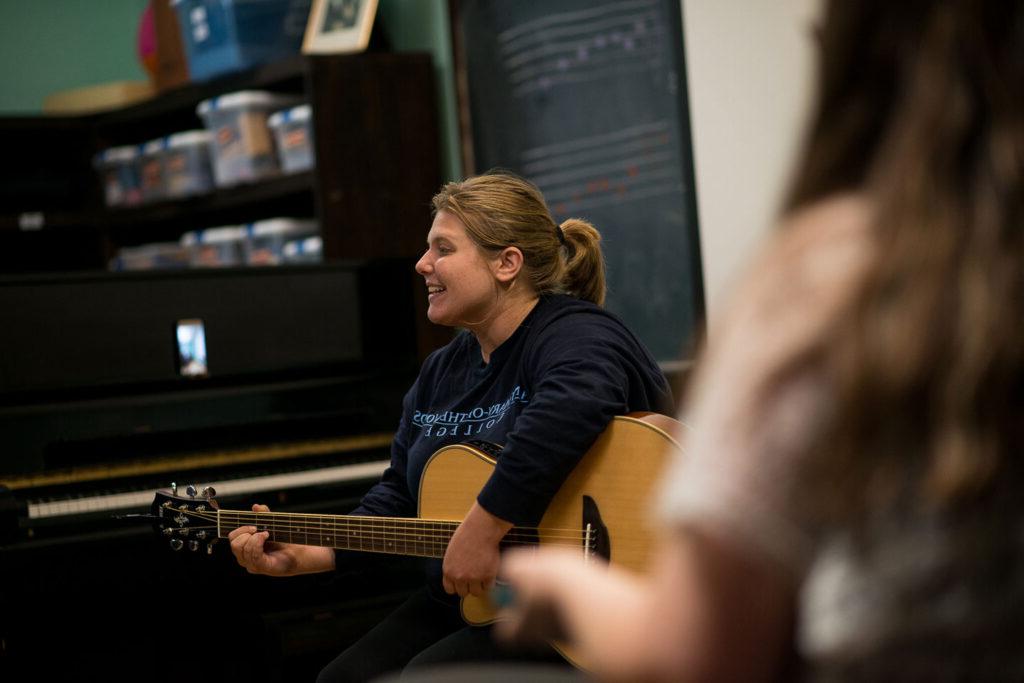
[175,318,208,378]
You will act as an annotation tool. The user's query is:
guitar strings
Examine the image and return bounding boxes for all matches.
[172,523,590,553]
[180,508,595,538]
[172,523,592,552]
[200,506,589,530]
[208,516,591,544]
[212,510,592,537]
[166,508,596,546]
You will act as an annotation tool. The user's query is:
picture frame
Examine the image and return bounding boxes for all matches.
[303,0,378,54]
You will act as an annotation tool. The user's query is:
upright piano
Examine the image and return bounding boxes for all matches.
[0,262,432,682]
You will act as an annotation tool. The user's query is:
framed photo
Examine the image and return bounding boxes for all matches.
[303,0,378,54]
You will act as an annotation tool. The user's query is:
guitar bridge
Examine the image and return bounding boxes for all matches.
[582,495,611,562]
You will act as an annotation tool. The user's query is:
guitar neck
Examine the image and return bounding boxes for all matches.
[216,509,460,559]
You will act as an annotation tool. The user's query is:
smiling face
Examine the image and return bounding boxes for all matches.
[415,210,502,329]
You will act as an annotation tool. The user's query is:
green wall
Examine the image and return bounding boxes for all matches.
[0,1,150,114]
[0,0,461,180]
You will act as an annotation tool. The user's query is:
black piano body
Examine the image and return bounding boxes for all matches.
[0,262,432,682]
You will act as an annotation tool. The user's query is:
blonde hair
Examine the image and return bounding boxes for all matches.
[431,172,606,306]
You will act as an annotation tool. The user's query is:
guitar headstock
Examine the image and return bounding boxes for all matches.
[150,484,220,554]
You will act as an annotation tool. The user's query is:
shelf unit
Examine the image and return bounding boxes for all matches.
[0,52,449,357]
[1,53,441,259]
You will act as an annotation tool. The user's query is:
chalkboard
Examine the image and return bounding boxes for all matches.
[453,0,705,361]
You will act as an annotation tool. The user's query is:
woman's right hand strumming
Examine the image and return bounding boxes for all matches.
[227,503,337,577]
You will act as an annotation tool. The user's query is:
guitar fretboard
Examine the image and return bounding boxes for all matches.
[216,511,462,559]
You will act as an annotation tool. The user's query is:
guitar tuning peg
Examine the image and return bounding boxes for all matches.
[171,482,178,495]
[206,543,215,556]
[186,484,198,499]
[188,540,199,552]
[169,538,184,551]
[202,486,216,500]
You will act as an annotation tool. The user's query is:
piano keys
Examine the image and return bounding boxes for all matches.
[27,459,390,521]
[3,433,393,535]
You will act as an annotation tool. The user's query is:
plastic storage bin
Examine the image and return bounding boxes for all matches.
[163,130,215,198]
[197,90,299,186]
[268,103,315,173]
[181,226,248,267]
[111,242,191,271]
[94,145,142,207]
[139,138,167,203]
[171,0,312,81]
[244,217,318,265]
[282,235,323,264]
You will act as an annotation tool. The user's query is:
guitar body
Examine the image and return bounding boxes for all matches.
[418,414,682,667]
[153,413,681,672]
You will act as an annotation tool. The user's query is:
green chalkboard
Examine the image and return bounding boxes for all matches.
[453,0,705,361]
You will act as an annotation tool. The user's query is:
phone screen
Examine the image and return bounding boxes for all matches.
[176,319,208,377]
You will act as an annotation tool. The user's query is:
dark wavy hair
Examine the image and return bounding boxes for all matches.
[783,0,1024,511]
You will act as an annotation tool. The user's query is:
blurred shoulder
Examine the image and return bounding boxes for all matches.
[772,193,874,274]
[730,194,874,324]
[703,195,875,376]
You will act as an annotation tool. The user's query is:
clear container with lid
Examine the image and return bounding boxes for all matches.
[244,217,319,265]
[139,137,168,203]
[110,242,191,271]
[93,145,142,207]
[163,130,215,199]
[282,235,323,265]
[196,90,300,187]
[268,103,315,173]
[181,226,248,267]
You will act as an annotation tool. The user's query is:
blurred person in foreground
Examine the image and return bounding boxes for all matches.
[498,1,1024,680]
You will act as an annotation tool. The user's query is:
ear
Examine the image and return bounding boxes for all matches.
[491,246,524,284]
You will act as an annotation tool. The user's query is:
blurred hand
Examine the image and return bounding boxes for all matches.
[495,546,581,644]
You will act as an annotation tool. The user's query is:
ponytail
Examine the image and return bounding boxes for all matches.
[558,218,606,306]
[432,173,608,305]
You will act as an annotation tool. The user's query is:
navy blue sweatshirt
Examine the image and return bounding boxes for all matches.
[351,294,672,529]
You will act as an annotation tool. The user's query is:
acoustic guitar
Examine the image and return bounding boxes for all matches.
[150,413,682,668]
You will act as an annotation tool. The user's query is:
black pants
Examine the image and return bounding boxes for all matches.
[316,588,568,683]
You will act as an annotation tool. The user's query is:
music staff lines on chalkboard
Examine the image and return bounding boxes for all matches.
[548,179,684,218]
[513,52,668,98]
[496,1,667,97]
[497,0,659,53]
[457,0,704,360]
[504,29,666,97]
[501,14,661,68]
[538,159,678,209]
[523,131,671,179]
[520,121,669,165]
[531,149,673,189]
[517,121,680,217]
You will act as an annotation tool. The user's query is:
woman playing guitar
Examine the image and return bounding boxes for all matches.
[227,172,673,682]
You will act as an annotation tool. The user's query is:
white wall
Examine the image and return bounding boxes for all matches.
[681,0,820,319]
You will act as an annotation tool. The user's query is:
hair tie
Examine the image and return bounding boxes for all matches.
[555,224,566,246]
